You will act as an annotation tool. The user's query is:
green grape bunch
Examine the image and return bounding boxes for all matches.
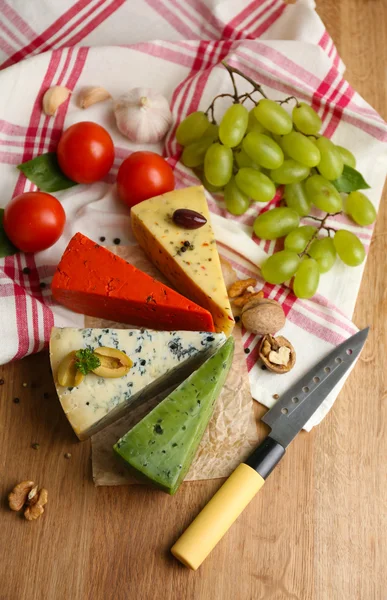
[175,62,376,300]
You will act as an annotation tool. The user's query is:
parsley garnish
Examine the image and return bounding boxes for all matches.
[75,348,101,375]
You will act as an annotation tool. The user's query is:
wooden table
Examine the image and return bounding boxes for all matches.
[1,2,386,598]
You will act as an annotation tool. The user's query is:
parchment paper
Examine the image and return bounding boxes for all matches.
[89,246,259,486]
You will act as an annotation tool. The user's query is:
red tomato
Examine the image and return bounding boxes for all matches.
[117,151,175,208]
[57,121,114,184]
[3,191,66,253]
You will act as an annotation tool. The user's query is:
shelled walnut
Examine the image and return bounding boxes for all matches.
[228,278,257,298]
[8,480,48,521]
[24,488,48,521]
[233,290,264,308]
[258,335,296,374]
[227,277,266,316]
[8,481,35,512]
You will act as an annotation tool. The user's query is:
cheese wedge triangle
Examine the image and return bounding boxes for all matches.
[50,327,226,440]
[114,336,234,494]
[131,186,234,337]
[51,232,215,333]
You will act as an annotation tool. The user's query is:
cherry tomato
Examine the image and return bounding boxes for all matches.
[117,151,175,208]
[57,121,114,184]
[3,191,66,253]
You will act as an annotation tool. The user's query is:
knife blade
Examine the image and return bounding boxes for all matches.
[262,327,369,448]
[171,328,369,570]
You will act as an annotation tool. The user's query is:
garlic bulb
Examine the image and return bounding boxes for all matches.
[114,88,172,144]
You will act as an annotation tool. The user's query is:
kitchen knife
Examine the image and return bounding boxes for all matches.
[171,327,369,570]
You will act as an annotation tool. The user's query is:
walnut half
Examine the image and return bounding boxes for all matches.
[8,481,35,511]
[8,481,48,521]
[259,335,296,374]
[24,488,48,521]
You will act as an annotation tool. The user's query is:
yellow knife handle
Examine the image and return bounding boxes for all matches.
[171,437,285,570]
[171,463,263,570]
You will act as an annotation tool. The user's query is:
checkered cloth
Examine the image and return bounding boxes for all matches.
[0,0,386,428]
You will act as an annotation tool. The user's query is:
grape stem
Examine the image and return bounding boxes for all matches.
[239,91,259,105]
[300,212,340,256]
[205,93,237,123]
[277,96,299,107]
[205,62,272,121]
[307,212,341,224]
[325,227,338,237]
[221,62,268,99]
[228,67,239,102]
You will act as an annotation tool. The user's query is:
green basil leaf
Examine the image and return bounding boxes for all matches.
[0,209,18,258]
[331,165,371,193]
[17,152,77,192]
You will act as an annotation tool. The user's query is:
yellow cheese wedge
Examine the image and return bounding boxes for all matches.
[131,186,234,337]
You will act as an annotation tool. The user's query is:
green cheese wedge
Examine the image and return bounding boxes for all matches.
[113,337,235,495]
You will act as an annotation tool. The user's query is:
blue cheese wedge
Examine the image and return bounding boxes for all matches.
[49,327,226,440]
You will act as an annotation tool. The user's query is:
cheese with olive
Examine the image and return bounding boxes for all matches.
[131,186,234,337]
[49,327,226,440]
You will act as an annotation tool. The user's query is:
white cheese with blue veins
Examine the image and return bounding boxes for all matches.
[49,327,226,440]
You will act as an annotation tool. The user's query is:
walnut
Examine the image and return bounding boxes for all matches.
[233,290,264,308]
[241,298,286,335]
[8,481,35,511]
[24,488,48,521]
[27,486,39,506]
[258,335,296,374]
[228,278,257,298]
[8,481,48,521]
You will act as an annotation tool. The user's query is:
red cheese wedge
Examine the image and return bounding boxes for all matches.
[51,233,215,332]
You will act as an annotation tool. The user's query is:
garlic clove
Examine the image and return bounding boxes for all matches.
[78,86,111,109]
[42,86,71,116]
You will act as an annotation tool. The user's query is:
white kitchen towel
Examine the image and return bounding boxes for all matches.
[0,1,386,429]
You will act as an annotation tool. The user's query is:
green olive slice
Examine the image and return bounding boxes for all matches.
[92,347,133,378]
[57,351,85,387]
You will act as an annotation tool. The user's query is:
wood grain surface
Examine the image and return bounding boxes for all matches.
[1,2,386,599]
